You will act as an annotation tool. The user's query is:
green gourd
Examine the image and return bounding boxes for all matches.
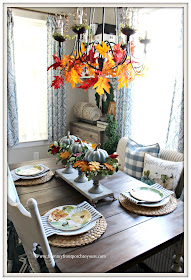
[84,144,108,163]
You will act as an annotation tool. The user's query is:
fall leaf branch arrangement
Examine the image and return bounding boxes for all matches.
[47,41,144,95]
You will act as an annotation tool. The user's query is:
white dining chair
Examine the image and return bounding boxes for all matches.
[7,167,56,273]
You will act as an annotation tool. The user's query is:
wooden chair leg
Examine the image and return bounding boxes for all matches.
[171,237,184,273]
[26,249,41,273]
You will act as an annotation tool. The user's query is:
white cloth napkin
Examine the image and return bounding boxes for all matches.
[41,201,103,237]
[11,164,50,181]
[120,184,174,205]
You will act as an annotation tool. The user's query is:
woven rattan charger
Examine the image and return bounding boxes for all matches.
[119,194,177,216]
[41,211,107,248]
[15,170,54,186]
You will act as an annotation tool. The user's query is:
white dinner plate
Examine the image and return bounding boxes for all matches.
[42,214,96,236]
[130,186,164,203]
[15,165,44,176]
[137,196,170,207]
[48,205,92,231]
[14,170,48,180]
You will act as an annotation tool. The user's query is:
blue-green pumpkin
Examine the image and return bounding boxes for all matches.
[71,138,87,154]
[84,144,108,163]
[60,131,77,145]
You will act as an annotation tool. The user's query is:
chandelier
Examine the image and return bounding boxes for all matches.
[48,7,150,95]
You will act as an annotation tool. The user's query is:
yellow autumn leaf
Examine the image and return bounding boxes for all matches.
[81,42,86,53]
[70,68,83,84]
[95,41,110,58]
[65,68,83,89]
[92,76,110,96]
[117,75,129,89]
[102,53,116,76]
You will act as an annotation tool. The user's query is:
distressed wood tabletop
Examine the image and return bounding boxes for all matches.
[10,157,184,273]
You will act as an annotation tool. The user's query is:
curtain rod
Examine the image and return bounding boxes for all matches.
[11,7,61,16]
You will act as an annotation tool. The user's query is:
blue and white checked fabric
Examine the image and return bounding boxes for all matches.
[124,138,160,179]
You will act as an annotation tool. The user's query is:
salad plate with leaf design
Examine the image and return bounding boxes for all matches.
[48,205,92,231]
[15,165,44,176]
[130,186,165,203]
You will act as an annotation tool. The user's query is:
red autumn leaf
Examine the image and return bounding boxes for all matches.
[53,53,60,63]
[113,43,125,64]
[51,146,60,154]
[109,154,119,159]
[77,75,99,91]
[130,41,136,56]
[51,76,64,89]
[47,53,62,71]
[47,62,62,71]
[82,47,97,64]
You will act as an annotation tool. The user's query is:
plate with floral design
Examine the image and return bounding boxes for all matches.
[15,165,44,176]
[48,205,92,231]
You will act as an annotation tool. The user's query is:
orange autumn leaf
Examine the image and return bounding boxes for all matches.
[91,143,97,149]
[61,55,72,70]
[95,42,110,58]
[86,64,98,77]
[92,76,110,96]
[102,54,116,77]
[117,63,136,89]
[65,68,83,89]
[88,161,101,171]
[103,163,115,171]
[71,68,83,84]
[73,160,89,172]
[60,151,71,159]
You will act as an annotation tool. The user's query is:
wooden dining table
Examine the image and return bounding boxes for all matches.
[10,157,184,273]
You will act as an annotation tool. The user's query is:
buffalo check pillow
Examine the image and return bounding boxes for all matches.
[124,138,160,179]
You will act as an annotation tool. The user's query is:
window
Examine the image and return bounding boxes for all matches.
[128,8,183,148]
[14,16,48,143]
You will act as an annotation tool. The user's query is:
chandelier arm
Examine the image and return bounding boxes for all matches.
[78,40,100,71]
[115,8,119,44]
[89,8,92,44]
[129,37,146,74]
[91,8,95,44]
[104,40,129,69]
[69,36,78,56]
[130,54,145,74]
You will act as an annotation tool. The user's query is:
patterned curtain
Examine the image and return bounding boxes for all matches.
[7,9,19,147]
[116,8,184,153]
[47,15,67,141]
[115,8,134,139]
[165,11,184,153]
[115,84,133,139]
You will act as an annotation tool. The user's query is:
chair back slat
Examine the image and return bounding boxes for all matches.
[7,167,56,273]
